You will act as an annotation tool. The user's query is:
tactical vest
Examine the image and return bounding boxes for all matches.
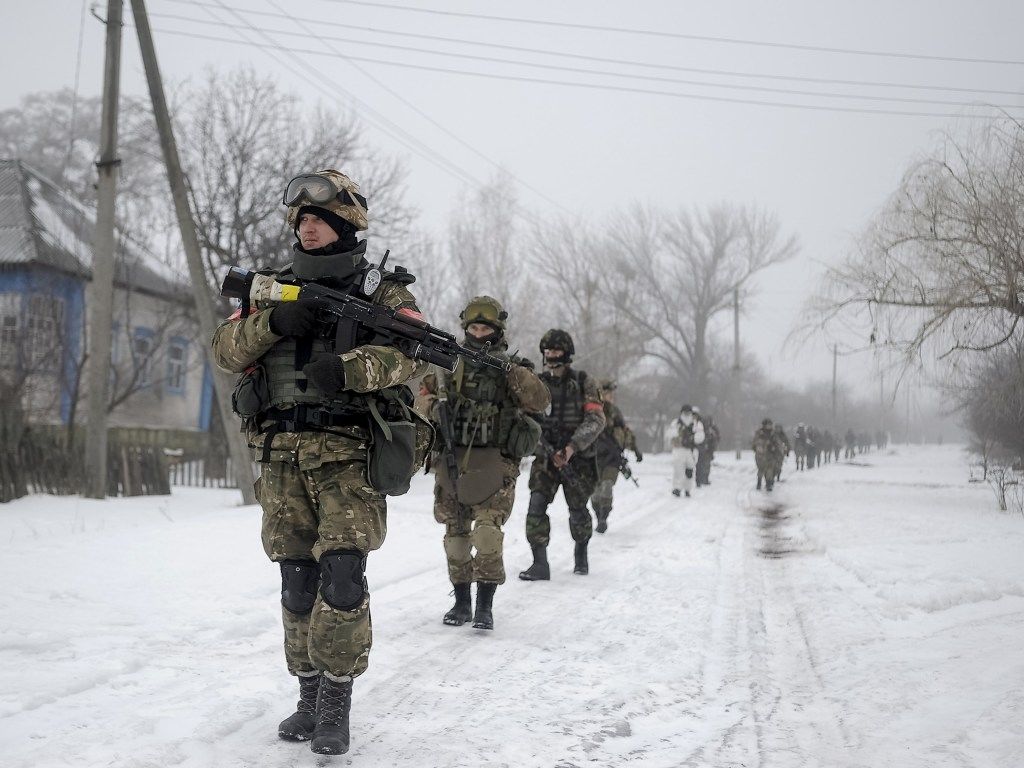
[676,419,699,449]
[540,368,589,443]
[446,350,517,448]
[255,266,411,424]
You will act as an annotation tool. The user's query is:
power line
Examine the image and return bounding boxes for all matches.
[138,25,1017,119]
[310,0,1024,67]
[259,0,573,216]
[158,1,1024,99]
[147,10,1024,110]
[191,1,485,190]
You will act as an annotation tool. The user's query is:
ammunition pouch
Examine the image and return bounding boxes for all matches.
[232,364,271,420]
[504,410,542,460]
[366,387,435,496]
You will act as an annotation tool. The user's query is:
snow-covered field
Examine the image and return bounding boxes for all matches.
[2,445,1022,768]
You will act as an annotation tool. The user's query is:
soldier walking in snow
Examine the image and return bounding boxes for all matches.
[589,379,642,534]
[753,418,785,491]
[428,297,548,630]
[772,423,791,483]
[212,169,428,755]
[671,404,705,498]
[695,409,719,487]
[519,329,606,580]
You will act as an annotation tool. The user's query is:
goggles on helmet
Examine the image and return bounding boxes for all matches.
[462,300,504,327]
[283,174,367,209]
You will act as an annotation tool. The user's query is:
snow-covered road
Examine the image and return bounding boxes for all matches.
[2,446,1022,767]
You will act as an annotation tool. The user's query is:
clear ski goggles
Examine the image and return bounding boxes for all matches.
[283,174,366,209]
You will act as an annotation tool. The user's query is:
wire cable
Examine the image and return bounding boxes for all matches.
[308,0,1024,67]
[147,10,1024,110]
[156,1,1024,99]
[139,25,1018,119]
[192,0,485,190]
[260,0,573,216]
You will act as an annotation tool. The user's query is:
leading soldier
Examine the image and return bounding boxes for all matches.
[589,379,642,534]
[753,418,785,491]
[671,404,705,498]
[519,329,606,580]
[429,297,549,630]
[211,169,427,755]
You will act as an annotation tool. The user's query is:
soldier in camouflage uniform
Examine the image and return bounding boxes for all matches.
[753,418,784,491]
[589,379,642,534]
[428,296,549,630]
[519,329,606,580]
[773,423,791,483]
[211,169,426,756]
[694,408,719,487]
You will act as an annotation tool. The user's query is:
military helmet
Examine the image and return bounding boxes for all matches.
[539,328,575,357]
[284,169,369,231]
[599,378,617,392]
[460,295,507,332]
[680,404,693,414]
[762,417,774,428]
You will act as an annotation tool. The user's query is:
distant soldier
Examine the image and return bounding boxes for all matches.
[520,329,606,580]
[430,297,549,630]
[793,423,808,470]
[833,434,841,462]
[695,409,720,487]
[753,418,784,491]
[671,404,705,498]
[806,426,820,469]
[844,428,856,459]
[821,430,834,465]
[590,379,642,534]
[772,423,791,483]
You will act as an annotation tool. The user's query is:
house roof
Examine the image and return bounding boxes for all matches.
[0,159,186,299]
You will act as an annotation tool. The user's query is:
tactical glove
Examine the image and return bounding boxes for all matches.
[302,355,347,395]
[268,298,327,338]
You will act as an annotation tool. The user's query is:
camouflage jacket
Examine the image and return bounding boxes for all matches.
[211,267,426,467]
[594,401,638,467]
[752,426,785,459]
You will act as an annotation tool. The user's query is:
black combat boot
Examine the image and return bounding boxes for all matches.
[595,514,608,534]
[472,582,496,630]
[518,545,550,581]
[573,542,589,575]
[442,583,473,626]
[278,672,320,741]
[310,674,352,755]
[672,488,681,497]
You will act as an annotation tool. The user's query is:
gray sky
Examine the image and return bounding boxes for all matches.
[3,0,1022,395]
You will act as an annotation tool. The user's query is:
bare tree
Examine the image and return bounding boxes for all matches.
[603,202,797,404]
[813,117,1024,362]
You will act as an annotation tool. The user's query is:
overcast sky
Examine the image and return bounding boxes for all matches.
[3,0,1023,397]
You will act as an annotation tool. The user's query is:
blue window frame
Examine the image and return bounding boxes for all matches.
[132,326,156,388]
[166,336,188,395]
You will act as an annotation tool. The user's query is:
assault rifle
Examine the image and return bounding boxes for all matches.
[617,455,639,487]
[221,263,511,374]
[537,435,586,493]
[434,384,461,493]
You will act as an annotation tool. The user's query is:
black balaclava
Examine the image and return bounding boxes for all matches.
[291,205,366,284]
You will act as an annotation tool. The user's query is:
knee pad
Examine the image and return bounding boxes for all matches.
[527,492,548,518]
[568,506,591,525]
[280,559,318,614]
[319,550,367,611]
[685,468,694,479]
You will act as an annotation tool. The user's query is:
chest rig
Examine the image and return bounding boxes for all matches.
[446,351,515,448]
[540,368,588,443]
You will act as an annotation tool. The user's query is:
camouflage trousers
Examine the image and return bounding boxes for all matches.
[590,462,620,521]
[755,455,781,488]
[526,453,599,547]
[433,461,519,585]
[258,458,386,680]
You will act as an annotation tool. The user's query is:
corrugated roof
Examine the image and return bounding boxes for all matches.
[0,159,186,299]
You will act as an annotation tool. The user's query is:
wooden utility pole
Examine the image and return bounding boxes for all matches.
[733,287,741,459]
[83,0,124,499]
[831,344,838,424]
[130,0,255,504]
